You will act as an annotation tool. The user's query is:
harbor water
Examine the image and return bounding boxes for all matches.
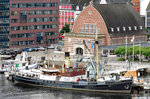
[0,74,149,99]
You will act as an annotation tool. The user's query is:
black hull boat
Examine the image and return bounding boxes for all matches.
[13,74,133,94]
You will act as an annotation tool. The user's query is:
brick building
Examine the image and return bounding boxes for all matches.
[9,0,59,48]
[64,3,147,56]
[59,0,140,32]
[59,0,91,31]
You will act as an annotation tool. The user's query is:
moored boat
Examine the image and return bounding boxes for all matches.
[13,67,133,94]
[12,33,133,94]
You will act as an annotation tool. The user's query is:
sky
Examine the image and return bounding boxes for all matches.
[140,0,150,15]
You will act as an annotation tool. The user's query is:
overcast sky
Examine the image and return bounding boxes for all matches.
[140,0,150,15]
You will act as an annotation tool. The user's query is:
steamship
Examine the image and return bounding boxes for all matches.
[13,37,133,94]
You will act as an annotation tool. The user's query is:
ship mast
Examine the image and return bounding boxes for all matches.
[96,31,99,81]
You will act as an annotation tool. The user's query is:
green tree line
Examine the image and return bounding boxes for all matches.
[114,46,150,61]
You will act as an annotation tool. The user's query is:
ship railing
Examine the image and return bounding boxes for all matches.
[16,72,40,79]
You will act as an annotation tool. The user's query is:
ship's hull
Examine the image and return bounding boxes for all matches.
[13,75,133,94]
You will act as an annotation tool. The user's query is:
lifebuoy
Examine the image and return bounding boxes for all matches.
[52,73,57,76]
[76,78,80,82]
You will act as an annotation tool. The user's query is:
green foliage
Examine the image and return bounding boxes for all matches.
[114,45,150,59]
[142,47,150,57]
[60,24,70,35]
[118,57,125,61]
[114,46,125,56]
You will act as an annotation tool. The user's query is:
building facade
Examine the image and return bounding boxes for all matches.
[64,3,147,56]
[59,0,91,31]
[0,0,9,48]
[9,0,59,48]
[59,0,140,32]
[146,2,150,38]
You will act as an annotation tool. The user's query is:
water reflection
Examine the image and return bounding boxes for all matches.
[0,74,149,99]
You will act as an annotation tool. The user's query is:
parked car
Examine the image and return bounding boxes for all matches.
[36,46,45,51]
[13,49,23,54]
[31,47,38,51]
[47,45,54,49]
[24,48,32,52]
[101,54,107,57]
[0,50,7,55]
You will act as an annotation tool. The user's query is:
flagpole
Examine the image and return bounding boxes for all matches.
[125,35,127,60]
[125,35,128,70]
[139,40,141,66]
[132,35,134,67]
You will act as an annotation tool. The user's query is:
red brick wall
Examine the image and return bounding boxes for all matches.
[64,5,107,55]
[9,0,59,48]
[72,5,110,45]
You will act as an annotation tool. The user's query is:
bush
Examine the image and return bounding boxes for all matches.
[118,58,125,61]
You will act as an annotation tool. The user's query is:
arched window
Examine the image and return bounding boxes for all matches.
[76,47,83,55]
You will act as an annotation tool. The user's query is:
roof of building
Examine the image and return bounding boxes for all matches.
[60,0,91,10]
[93,4,146,37]
[60,0,132,11]
[146,2,150,11]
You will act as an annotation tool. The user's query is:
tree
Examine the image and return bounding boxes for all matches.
[60,24,70,35]
[114,46,125,56]
[142,47,150,58]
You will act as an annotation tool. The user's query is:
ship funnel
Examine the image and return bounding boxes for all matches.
[65,52,70,68]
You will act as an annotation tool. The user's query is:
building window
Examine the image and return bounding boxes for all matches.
[89,24,92,33]
[52,10,57,14]
[140,26,142,30]
[68,38,71,42]
[93,24,96,33]
[123,27,126,31]
[117,27,120,32]
[80,27,84,33]
[84,24,88,33]
[68,47,71,51]
[111,27,114,32]
[11,11,18,16]
[76,48,83,55]
[11,19,18,23]
[78,39,81,44]
[128,26,131,31]
[11,4,18,8]
[134,26,137,30]
[76,6,79,10]
[20,11,27,23]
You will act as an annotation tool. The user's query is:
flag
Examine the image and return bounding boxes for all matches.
[131,36,134,42]
[126,59,128,63]
[16,64,19,67]
[91,42,93,48]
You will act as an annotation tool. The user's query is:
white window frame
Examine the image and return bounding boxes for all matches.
[68,38,71,42]
[111,27,114,32]
[123,27,126,31]
[128,26,131,31]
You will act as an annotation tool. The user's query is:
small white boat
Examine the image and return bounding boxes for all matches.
[0,52,38,73]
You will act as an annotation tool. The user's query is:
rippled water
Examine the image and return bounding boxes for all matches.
[0,74,149,99]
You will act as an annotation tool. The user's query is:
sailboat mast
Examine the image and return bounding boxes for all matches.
[96,32,99,80]
[125,35,127,60]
